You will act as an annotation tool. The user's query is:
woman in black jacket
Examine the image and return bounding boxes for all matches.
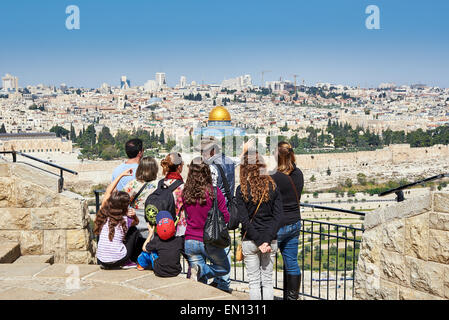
[271,141,304,300]
[236,151,283,300]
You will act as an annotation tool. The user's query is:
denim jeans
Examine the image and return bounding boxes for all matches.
[184,239,230,284]
[210,246,231,290]
[277,220,301,276]
[242,240,278,300]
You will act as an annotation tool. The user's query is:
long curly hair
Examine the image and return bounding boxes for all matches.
[94,191,130,242]
[240,151,276,204]
[182,157,213,206]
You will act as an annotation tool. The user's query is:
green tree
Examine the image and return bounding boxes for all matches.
[0,124,6,134]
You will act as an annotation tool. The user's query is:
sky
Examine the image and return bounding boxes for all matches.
[0,0,448,88]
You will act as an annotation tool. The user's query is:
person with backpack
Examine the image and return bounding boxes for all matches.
[144,153,184,234]
[182,157,231,285]
[271,141,304,300]
[237,150,283,300]
[198,136,254,292]
[123,156,158,238]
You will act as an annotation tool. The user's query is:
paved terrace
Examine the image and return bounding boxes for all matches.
[0,263,249,300]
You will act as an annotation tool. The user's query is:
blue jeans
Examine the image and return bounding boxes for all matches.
[277,220,301,276]
[137,251,159,269]
[210,246,231,290]
[184,239,230,284]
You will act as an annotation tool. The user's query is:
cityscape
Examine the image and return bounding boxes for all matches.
[0,0,448,303]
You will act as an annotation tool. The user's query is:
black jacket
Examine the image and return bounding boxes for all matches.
[236,183,283,247]
[271,165,304,228]
[146,234,184,277]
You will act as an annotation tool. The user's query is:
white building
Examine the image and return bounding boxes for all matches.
[156,73,167,88]
[144,80,157,92]
[221,74,252,90]
[2,74,19,92]
[179,76,187,88]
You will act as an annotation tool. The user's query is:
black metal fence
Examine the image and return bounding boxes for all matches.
[94,189,365,300]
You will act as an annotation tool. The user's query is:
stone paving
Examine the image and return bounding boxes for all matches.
[0,263,249,300]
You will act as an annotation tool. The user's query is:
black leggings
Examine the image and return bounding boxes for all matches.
[98,226,145,268]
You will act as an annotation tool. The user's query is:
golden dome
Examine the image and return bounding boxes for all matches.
[208,106,231,121]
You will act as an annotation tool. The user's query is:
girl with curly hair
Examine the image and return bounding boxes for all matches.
[236,150,283,300]
[182,157,230,284]
[95,169,141,269]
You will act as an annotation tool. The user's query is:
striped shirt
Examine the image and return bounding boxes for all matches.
[96,217,130,263]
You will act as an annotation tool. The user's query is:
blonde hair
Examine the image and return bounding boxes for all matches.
[136,156,158,182]
[277,141,296,175]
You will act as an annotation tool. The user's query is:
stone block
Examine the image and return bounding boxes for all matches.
[445,266,449,299]
[66,229,89,251]
[14,255,54,264]
[19,230,43,255]
[380,250,409,287]
[66,251,94,264]
[0,164,9,177]
[0,177,13,207]
[384,194,431,222]
[31,207,85,230]
[428,229,449,264]
[43,230,66,263]
[407,257,445,298]
[358,227,382,265]
[429,212,449,231]
[10,178,59,208]
[0,208,31,230]
[382,219,405,254]
[434,193,449,213]
[364,209,384,230]
[0,231,21,242]
[399,287,443,300]
[405,212,429,260]
[0,241,20,263]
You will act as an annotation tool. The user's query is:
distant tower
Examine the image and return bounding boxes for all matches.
[2,74,19,92]
[120,76,130,90]
[156,73,166,88]
[179,76,187,88]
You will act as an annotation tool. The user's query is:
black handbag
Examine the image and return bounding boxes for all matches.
[203,187,231,249]
[214,163,240,230]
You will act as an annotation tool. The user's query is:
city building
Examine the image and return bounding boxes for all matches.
[0,132,72,154]
[120,76,130,90]
[194,106,246,137]
[179,76,187,88]
[156,73,166,88]
[144,80,157,92]
[2,74,19,92]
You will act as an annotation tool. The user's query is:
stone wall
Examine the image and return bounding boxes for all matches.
[0,161,96,264]
[354,191,449,299]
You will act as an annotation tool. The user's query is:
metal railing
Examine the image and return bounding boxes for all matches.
[379,173,449,202]
[93,189,365,300]
[0,151,78,192]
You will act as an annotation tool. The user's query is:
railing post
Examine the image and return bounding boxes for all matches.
[12,151,17,162]
[58,169,64,193]
[95,191,101,213]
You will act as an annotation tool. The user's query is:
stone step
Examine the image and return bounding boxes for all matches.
[0,241,20,263]
[13,255,54,264]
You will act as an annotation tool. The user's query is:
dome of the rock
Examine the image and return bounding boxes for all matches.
[208,106,231,122]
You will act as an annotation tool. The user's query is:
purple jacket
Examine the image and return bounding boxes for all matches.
[183,187,230,242]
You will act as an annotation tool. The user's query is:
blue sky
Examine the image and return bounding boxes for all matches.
[0,0,448,88]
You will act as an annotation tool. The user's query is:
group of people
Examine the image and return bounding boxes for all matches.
[94,136,304,300]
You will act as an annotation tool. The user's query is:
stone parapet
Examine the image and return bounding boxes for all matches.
[354,191,449,300]
[0,160,95,264]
